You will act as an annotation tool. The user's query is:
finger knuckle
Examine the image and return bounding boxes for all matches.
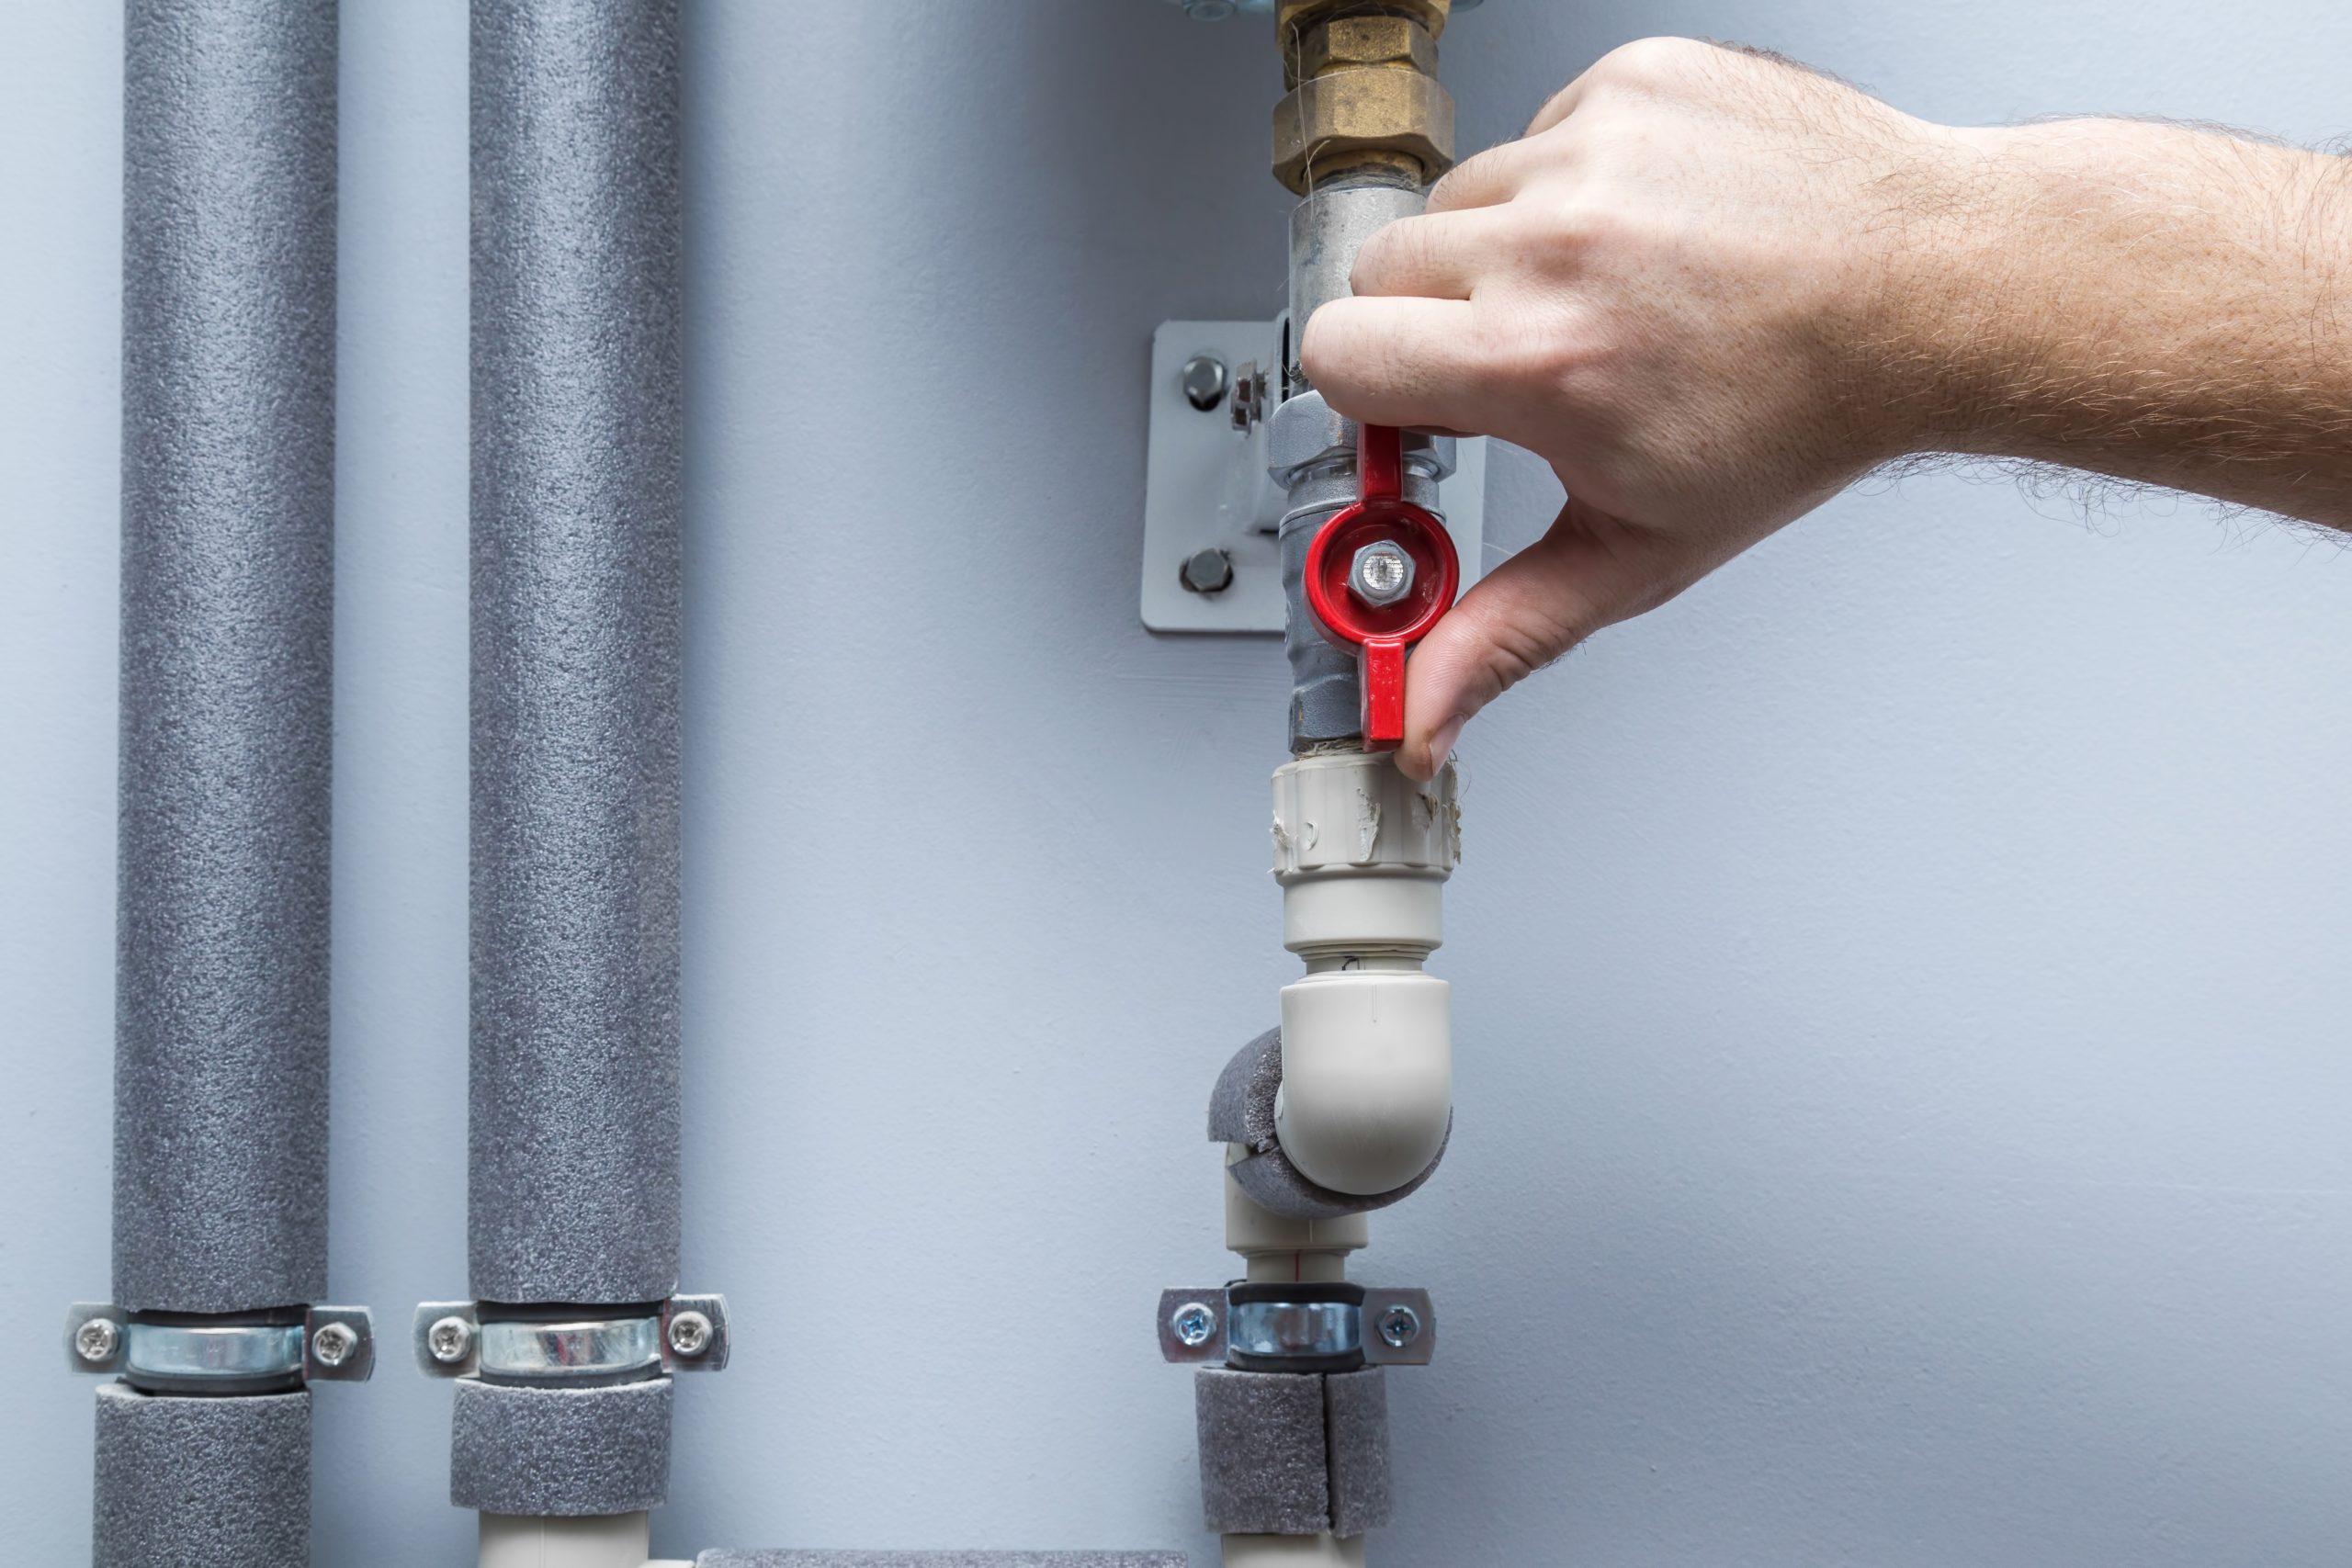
[1593,36,1710,91]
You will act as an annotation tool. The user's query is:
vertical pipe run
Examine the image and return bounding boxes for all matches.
[105,5,336,1564]
[464,0,683,1529]
[115,0,338,1323]
[469,0,684,1313]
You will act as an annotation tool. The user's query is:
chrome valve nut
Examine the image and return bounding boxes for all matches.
[1349,540,1414,607]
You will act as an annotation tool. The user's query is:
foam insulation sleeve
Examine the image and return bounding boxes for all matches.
[1210,1029,1448,1219]
[113,0,338,1315]
[1322,1367,1395,1536]
[468,0,685,1306]
[94,1384,310,1568]
[1194,1368,1332,1536]
[450,1377,674,1516]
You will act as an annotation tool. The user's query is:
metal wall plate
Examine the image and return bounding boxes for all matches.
[1141,320,1484,634]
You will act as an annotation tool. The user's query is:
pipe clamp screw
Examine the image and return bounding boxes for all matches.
[426,1315,473,1364]
[1375,1303,1421,1349]
[311,1322,358,1368]
[74,1317,119,1365]
[1171,1301,1219,1348]
[666,1310,713,1359]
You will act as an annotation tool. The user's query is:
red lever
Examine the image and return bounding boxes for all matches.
[1302,424,1460,750]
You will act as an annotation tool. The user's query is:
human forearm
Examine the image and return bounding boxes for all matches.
[1917,120,2352,524]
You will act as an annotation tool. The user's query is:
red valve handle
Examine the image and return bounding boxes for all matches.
[1301,424,1460,750]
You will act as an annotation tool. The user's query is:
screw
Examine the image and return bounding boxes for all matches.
[425,1315,473,1365]
[1376,1303,1421,1349]
[1180,547,1234,594]
[1181,354,1229,412]
[1350,540,1415,608]
[311,1321,358,1369]
[1170,1301,1218,1348]
[74,1317,119,1365]
[667,1310,714,1359]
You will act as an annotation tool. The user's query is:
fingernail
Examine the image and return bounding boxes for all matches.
[1424,715,1466,773]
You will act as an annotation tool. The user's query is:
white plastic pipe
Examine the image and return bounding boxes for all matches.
[1268,754,1458,1195]
[1221,1533,1369,1567]
[477,1511,691,1568]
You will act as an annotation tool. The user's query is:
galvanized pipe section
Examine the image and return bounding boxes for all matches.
[1278,173,1430,752]
[1285,169,1424,397]
[114,0,337,1320]
[469,0,684,1312]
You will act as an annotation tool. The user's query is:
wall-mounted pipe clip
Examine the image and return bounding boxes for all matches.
[413,1294,729,1381]
[1155,1284,1435,1368]
[64,1301,375,1387]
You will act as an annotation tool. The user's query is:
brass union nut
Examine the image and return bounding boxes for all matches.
[1296,15,1437,82]
[1271,66,1456,194]
[1276,0,1451,41]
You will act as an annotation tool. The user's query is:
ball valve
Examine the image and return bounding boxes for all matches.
[1302,423,1460,750]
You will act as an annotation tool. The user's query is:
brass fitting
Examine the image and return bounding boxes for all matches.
[1271,3,1456,195]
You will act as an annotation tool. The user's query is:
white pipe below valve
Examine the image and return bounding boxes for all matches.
[1222,1534,1369,1567]
[478,1511,690,1568]
[1270,753,1459,1197]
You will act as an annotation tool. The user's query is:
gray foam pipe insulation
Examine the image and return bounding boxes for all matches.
[461,0,686,1516]
[101,1,336,1564]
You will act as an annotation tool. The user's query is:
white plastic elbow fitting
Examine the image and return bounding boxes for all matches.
[1269,752,1459,1197]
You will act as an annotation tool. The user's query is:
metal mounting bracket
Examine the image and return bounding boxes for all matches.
[63,1300,376,1384]
[1141,319,1485,633]
[1155,1283,1436,1367]
[412,1294,731,1379]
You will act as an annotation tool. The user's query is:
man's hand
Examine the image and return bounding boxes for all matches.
[1302,38,2352,779]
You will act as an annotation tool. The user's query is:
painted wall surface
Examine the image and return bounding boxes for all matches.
[5,2,2350,1562]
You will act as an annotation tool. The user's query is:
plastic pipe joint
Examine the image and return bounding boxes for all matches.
[1270,751,1459,1196]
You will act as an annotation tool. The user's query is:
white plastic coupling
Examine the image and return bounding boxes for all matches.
[1269,754,1459,1197]
[1221,1534,1368,1567]
[478,1511,690,1568]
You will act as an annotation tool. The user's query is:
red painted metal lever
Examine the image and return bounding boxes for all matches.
[1302,424,1460,750]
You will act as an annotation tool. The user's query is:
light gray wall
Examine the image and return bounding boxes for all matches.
[5,1,2350,1562]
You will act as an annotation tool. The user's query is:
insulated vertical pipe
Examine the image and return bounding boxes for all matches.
[469,0,683,1315]
[105,4,336,1564]
[116,0,337,1326]
[464,0,683,1520]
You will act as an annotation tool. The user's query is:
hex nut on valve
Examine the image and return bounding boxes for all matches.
[1350,540,1414,607]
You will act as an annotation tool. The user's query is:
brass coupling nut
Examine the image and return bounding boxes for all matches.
[1272,63,1455,194]
[1275,0,1452,52]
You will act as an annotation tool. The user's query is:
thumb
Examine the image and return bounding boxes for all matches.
[1399,498,1680,780]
